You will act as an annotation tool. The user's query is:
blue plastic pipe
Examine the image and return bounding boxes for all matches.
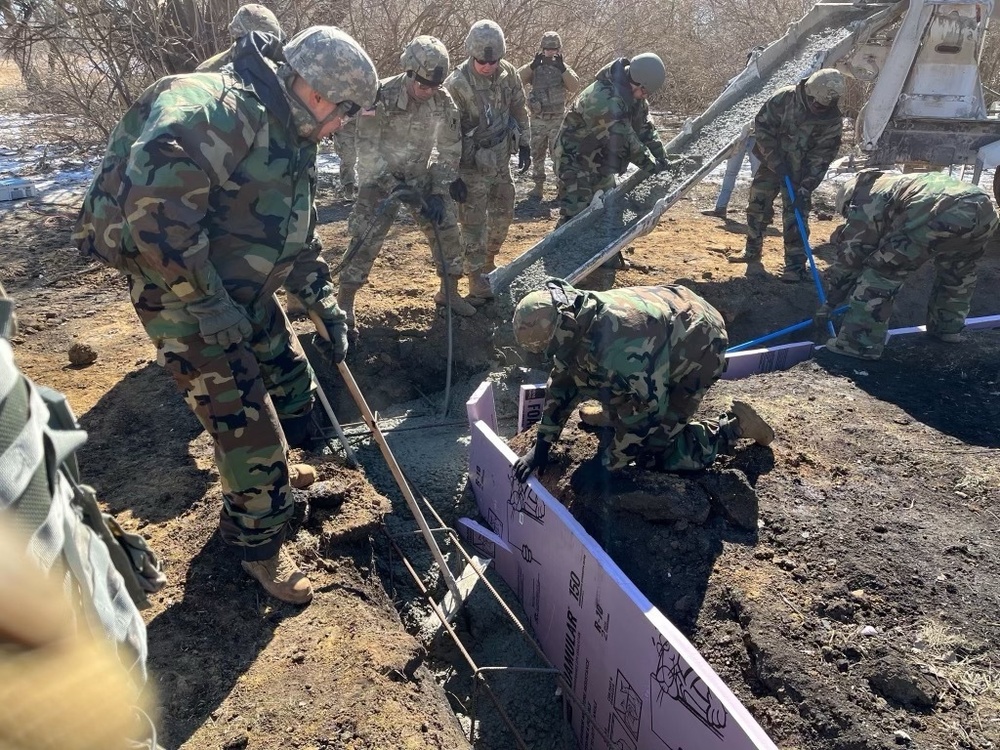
[784,174,836,338]
[727,305,848,352]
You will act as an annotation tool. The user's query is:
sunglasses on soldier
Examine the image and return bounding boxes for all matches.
[474,57,500,66]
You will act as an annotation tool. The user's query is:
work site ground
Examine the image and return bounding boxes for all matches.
[4,168,999,750]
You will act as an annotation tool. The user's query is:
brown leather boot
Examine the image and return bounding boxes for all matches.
[466,272,494,306]
[241,546,313,605]
[434,276,476,316]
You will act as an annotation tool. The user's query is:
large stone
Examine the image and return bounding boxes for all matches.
[699,468,759,529]
[865,655,940,709]
[613,472,711,524]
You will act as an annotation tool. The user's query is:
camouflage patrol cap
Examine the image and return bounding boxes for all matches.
[400,35,450,86]
[628,53,666,94]
[465,20,506,62]
[805,68,845,106]
[229,4,282,41]
[540,31,561,50]
[283,26,379,111]
[512,290,560,354]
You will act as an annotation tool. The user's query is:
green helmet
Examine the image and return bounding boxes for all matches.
[400,35,450,86]
[229,4,282,41]
[512,290,560,354]
[465,20,505,62]
[628,53,666,94]
[805,68,845,106]
[283,26,379,111]
[540,31,561,50]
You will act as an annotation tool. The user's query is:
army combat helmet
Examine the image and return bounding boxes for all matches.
[540,31,561,50]
[229,4,283,41]
[400,35,449,86]
[628,53,666,94]
[512,288,563,354]
[283,26,378,124]
[466,20,505,63]
[804,68,845,108]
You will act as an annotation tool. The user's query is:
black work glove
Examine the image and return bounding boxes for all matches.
[392,184,423,209]
[422,194,446,225]
[513,439,551,483]
[554,54,566,72]
[653,157,671,175]
[449,178,468,204]
[530,52,545,70]
[517,144,532,174]
[314,317,348,364]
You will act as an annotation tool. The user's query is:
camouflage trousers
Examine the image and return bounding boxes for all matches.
[744,162,812,270]
[334,124,357,188]
[129,279,315,560]
[600,300,735,471]
[834,197,996,357]
[458,164,515,274]
[555,147,617,222]
[339,180,463,287]
[529,115,563,183]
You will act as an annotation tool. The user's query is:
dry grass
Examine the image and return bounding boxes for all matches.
[914,620,1000,748]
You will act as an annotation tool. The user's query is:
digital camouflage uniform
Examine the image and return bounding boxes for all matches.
[445,58,530,274]
[522,280,740,471]
[341,72,464,286]
[334,117,358,191]
[518,52,580,188]
[555,58,667,221]
[74,35,342,561]
[825,171,998,358]
[745,78,842,271]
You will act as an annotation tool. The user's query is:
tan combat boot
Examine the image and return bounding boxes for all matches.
[288,464,317,489]
[434,276,477,316]
[466,272,494,306]
[241,546,313,605]
[337,283,361,337]
[578,401,613,428]
[731,400,775,446]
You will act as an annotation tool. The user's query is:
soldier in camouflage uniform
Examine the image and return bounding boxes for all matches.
[338,35,477,329]
[818,170,998,360]
[729,68,844,281]
[445,20,531,304]
[74,27,379,605]
[196,4,283,72]
[334,118,358,200]
[554,53,670,225]
[510,279,774,481]
[518,31,580,199]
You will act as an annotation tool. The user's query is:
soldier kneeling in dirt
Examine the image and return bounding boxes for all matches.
[74,27,378,604]
[818,170,999,361]
[510,280,775,484]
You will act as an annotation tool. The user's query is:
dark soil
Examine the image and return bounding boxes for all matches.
[3,162,999,750]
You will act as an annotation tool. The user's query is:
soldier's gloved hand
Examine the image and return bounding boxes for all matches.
[653,157,672,175]
[187,293,252,347]
[517,144,532,174]
[530,52,545,70]
[391,184,423,209]
[449,178,468,204]
[513,439,550,483]
[793,187,810,213]
[554,54,567,72]
[422,194,446,225]
[310,298,349,364]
